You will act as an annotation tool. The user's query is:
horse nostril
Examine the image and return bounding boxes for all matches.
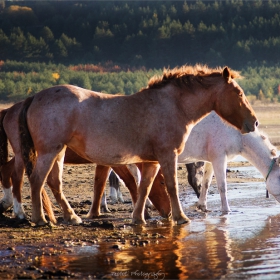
[256,121,259,127]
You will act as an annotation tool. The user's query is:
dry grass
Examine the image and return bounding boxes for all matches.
[253,103,280,146]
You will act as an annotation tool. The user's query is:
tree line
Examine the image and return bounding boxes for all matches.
[1,1,280,69]
[1,60,279,103]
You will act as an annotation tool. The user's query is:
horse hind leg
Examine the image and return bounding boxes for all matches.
[47,152,82,225]
[196,162,214,212]
[132,162,160,224]
[101,190,111,213]
[108,170,120,204]
[159,158,190,225]
[87,165,111,218]
[0,158,14,213]
[11,157,27,219]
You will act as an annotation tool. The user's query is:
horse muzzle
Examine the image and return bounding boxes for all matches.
[241,120,258,134]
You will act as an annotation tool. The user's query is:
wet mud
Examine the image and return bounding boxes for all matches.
[1,160,280,279]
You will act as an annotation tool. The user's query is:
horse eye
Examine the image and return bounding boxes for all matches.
[238,92,243,97]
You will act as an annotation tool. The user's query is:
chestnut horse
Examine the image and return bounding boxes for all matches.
[0,102,171,223]
[19,65,258,225]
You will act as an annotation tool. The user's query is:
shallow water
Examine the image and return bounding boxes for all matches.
[31,164,280,279]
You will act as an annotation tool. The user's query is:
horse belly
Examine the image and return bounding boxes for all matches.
[68,135,149,166]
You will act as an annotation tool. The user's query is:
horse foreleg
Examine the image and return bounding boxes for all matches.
[196,162,214,212]
[112,165,152,219]
[86,165,111,218]
[132,162,159,224]
[211,159,230,212]
[160,158,190,225]
[147,169,171,218]
[47,154,82,225]
[0,158,14,213]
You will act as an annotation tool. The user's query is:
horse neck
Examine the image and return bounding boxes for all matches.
[179,86,217,126]
[241,132,274,177]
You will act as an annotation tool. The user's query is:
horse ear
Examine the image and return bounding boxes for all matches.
[222,67,231,83]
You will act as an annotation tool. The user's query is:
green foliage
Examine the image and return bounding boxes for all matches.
[1,1,280,101]
[1,1,280,68]
[0,61,279,103]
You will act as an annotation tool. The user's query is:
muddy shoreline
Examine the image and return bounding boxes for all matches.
[0,160,268,279]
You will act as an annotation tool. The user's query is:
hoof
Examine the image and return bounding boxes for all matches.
[32,219,49,226]
[101,206,111,213]
[132,217,146,225]
[176,217,191,225]
[66,215,82,225]
[85,210,100,219]
[196,204,211,213]
[174,213,191,225]
[160,210,172,219]
[33,221,55,228]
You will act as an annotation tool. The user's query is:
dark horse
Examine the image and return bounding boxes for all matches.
[19,65,258,225]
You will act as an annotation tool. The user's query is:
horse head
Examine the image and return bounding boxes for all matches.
[214,67,258,134]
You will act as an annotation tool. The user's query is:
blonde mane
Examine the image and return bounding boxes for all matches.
[145,64,242,90]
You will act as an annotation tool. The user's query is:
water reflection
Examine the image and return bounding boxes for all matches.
[35,164,280,279]
[37,216,237,279]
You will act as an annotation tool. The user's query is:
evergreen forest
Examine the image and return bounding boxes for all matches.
[0,0,280,102]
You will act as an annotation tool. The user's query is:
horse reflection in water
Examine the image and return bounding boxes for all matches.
[36,217,234,279]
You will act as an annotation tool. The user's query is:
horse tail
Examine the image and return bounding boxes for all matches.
[42,188,57,224]
[18,96,36,178]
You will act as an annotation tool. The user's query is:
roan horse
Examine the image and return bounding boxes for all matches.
[100,111,280,213]
[18,65,258,225]
[0,102,171,223]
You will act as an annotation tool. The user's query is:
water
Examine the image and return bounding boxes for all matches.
[33,163,280,279]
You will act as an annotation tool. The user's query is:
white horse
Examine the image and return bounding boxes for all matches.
[177,111,279,212]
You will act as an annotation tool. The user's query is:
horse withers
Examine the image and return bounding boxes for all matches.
[19,65,258,225]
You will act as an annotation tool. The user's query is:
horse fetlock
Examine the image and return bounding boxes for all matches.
[117,194,124,203]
